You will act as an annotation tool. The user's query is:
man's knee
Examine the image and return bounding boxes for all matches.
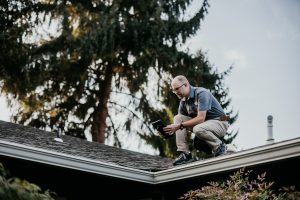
[193,126,206,134]
[174,114,188,124]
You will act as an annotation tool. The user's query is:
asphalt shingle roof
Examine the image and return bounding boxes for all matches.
[0,120,173,171]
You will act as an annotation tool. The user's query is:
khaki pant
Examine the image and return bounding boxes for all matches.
[174,114,229,153]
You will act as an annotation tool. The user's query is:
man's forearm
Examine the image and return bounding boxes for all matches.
[181,116,204,128]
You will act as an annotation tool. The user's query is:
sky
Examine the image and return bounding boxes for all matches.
[185,0,300,150]
[1,0,300,152]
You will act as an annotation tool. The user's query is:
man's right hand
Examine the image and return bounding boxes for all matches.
[163,124,181,135]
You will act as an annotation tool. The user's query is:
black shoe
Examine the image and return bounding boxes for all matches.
[173,152,194,166]
[215,142,227,157]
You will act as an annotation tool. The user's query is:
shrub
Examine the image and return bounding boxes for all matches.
[179,168,300,200]
[0,162,58,200]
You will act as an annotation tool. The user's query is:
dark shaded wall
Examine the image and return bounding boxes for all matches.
[1,155,300,200]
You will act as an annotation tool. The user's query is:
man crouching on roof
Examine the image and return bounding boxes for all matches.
[163,75,230,165]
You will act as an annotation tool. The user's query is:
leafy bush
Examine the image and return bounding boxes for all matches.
[179,168,300,200]
[0,162,58,200]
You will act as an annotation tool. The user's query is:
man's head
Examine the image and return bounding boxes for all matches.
[171,75,190,99]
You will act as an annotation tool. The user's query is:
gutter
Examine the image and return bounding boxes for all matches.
[0,140,154,184]
[1,138,300,184]
[154,137,300,183]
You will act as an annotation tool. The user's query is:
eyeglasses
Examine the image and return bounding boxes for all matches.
[172,83,186,93]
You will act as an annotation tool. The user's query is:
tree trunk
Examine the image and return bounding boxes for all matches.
[91,65,113,143]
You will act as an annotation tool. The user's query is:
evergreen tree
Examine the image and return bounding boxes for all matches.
[0,0,236,157]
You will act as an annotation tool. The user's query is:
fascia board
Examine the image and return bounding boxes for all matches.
[1,138,300,185]
[0,140,154,184]
[153,138,300,184]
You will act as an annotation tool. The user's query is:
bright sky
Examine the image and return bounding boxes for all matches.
[185,0,300,149]
[1,0,299,152]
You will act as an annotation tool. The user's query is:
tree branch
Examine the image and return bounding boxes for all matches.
[110,90,141,100]
[108,114,121,148]
[108,101,155,135]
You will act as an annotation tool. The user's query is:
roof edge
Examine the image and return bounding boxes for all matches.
[1,137,300,185]
[153,137,300,184]
[0,140,154,184]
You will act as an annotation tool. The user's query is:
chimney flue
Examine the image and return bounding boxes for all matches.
[266,115,274,144]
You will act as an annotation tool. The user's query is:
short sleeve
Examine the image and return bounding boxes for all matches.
[198,90,212,111]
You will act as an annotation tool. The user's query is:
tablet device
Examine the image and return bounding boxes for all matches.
[151,119,171,139]
[152,119,166,134]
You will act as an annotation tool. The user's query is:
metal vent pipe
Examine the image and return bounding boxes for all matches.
[266,115,274,144]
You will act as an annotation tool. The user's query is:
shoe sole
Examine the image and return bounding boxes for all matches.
[173,159,194,166]
[215,151,227,157]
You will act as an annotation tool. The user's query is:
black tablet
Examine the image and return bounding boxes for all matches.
[151,119,166,135]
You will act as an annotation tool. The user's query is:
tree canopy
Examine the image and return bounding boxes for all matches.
[0,0,237,157]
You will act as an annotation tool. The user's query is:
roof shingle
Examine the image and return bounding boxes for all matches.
[0,120,173,171]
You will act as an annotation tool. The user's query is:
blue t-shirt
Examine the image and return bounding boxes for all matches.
[178,86,225,120]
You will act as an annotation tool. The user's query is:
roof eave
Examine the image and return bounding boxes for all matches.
[1,138,300,185]
[0,140,154,184]
[154,137,300,184]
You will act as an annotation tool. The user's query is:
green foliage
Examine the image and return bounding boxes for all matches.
[0,0,237,157]
[179,168,300,200]
[0,163,58,200]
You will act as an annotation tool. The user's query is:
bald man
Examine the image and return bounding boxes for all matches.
[163,75,230,165]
